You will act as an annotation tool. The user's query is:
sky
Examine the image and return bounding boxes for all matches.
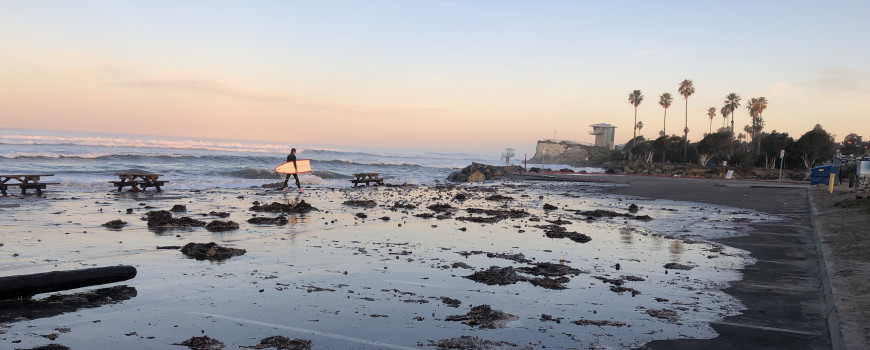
[1,0,868,154]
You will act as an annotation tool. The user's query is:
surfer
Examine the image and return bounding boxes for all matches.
[282,148,303,193]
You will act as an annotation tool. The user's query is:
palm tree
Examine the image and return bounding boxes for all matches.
[628,90,643,160]
[746,97,769,153]
[724,93,741,155]
[746,98,758,149]
[658,93,673,136]
[707,107,716,134]
[720,106,729,130]
[678,79,695,160]
[636,121,644,135]
[724,93,741,134]
[744,124,753,144]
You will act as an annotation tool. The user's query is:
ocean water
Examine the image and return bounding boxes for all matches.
[0,128,601,190]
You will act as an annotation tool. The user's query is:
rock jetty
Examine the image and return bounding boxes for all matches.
[447,163,523,182]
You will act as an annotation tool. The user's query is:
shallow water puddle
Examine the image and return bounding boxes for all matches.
[0,182,773,349]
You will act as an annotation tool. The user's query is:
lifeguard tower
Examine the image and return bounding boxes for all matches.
[590,123,617,150]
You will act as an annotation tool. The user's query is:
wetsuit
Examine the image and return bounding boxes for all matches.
[282,153,301,190]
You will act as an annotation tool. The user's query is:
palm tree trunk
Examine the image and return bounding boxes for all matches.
[631,107,637,161]
[663,109,667,136]
[683,99,688,161]
[709,119,712,134]
[730,110,734,134]
[756,114,763,154]
[729,110,735,156]
[751,117,756,155]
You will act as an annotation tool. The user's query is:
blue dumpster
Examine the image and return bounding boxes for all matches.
[810,165,839,185]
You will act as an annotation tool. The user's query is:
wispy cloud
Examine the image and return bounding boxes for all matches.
[765,82,790,98]
[125,77,287,103]
[804,67,868,93]
[632,50,655,57]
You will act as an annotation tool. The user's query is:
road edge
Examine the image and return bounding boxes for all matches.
[808,189,846,350]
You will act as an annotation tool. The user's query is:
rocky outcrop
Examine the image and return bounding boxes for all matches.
[467,171,486,182]
[528,140,610,166]
[447,163,523,182]
[601,161,807,180]
[603,162,721,178]
[180,242,246,261]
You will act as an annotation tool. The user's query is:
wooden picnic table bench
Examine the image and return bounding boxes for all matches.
[110,173,167,192]
[351,173,384,187]
[0,174,57,196]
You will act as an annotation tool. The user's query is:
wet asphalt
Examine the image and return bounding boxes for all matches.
[516,173,836,350]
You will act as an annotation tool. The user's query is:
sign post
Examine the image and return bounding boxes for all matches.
[778,149,785,183]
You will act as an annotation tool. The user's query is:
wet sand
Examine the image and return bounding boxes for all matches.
[518,173,865,350]
[0,181,772,349]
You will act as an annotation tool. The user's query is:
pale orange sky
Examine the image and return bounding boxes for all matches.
[1,1,868,154]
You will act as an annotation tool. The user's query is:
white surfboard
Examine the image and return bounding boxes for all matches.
[275,159,312,174]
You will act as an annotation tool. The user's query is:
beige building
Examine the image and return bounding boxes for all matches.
[589,123,617,150]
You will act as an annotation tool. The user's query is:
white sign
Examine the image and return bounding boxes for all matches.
[725,170,734,179]
[780,149,785,158]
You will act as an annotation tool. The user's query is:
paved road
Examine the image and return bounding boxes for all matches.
[517,174,836,350]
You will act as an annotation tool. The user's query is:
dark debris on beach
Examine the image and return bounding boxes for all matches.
[250,201,316,213]
[484,194,514,201]
[145,210,206,229]
[240,336,312,350]
[664,262,695,270]
[180,242,246,261]
[204,220,239,232]
[646,308,680,322]
[445,304,518,329]
[544,229,591,243]
[21,344,72,350]
[465,266,523,286]
[101,219,127,229]
[173,335,225,350]
[247,216,289,225]
[390,202,417,210]
[576,209,653,221]
[572,318,627,327]
[430,335,520,350]
[427,203,454,212]
[464,261,585,290]
[343,200,377,208]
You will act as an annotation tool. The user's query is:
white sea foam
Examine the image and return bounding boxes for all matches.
[0,128,512,187]
[0,133,294,154]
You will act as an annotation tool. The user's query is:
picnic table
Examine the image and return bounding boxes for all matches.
[0,174,57,196]
[110,173,167,192]
[351,173,384,187]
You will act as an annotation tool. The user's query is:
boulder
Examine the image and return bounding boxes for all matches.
[467,171,486,182]
[205,220,239,232]
[180,242,246,261]
[447,163,523,182]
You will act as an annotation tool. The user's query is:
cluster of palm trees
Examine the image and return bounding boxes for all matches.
[628,80,769,161]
